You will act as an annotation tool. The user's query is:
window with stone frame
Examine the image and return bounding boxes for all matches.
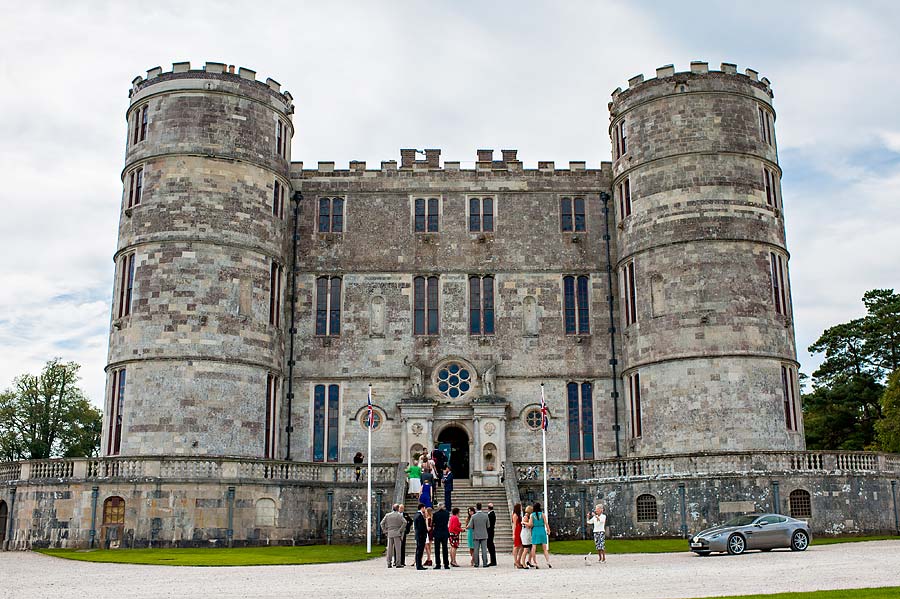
[315,276,342,336]
[469,197,494,232]
[628,371,642,438]
[566,382,594,460]
[618,177,632,220]
[312,383,340,462]
[103,496,126,526]
[269,261,283,326]
[127,167,143,209]
[116,253,135,319]
[763,167,780,208]
[132,104,148,145]
[560,197,586,232]
[623,261,637,326]
[789,489,812,519]
[781,364,798,432]
[524,407,544,431]
[769,252,788,316]
[273,180,285,219]
[106,369,126,455]
[468,275,495,335]
[265,374,279,459]
[275,119,287,158]
[563,275,590,334]
[414,197,440,232]
[615,119,627,158]
[413,275,439,335]
[636,494,658,522]
[317,197,344,233]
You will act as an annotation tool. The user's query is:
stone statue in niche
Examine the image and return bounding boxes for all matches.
[483,362,498,396]
[523,295,538,336]
[404,356,424,397]
[370,295,385,336]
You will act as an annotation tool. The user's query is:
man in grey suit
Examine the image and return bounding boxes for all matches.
[467,502,490,567]
[380,503,407,568]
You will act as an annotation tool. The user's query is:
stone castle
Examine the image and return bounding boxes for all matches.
[1,61,897,549]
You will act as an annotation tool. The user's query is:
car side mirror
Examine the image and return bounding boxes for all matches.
[755,522,766,527]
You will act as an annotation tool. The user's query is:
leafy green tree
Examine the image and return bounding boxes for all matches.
[874,370,900,452]
[0,359,101,460]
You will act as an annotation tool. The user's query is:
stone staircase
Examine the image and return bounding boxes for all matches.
[448,480,514,553]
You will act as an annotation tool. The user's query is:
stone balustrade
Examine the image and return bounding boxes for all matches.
[514,450,900,483]
[0,456,398,485]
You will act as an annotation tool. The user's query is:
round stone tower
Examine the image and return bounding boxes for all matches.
[610,61,803,456]
[104,61,294,458]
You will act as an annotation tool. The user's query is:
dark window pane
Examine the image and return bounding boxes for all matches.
[318,198,330,232]
[316,277,328,335]
[327,384,339,461]
[574,197,586,231]
[427,198,439,232]
[414,276,425,335]
[329,277,341,335]
[581,382,594,459]
[469,198,480,232]
[469,276,481,334]
[313,385,325,462]
[427,276,439,334]
[125,254,135,317]
[332,199,344,232]
[134,169,143,206]
[483,276,494,334]
[577,276,590,334]
[560,198,573,231]
[273,181,280,216]
[563,276,576,334]
[567,382,580,459]
[415,198,426,232]
[482,198,493,231]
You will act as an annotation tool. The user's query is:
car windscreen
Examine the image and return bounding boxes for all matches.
[723,515,758,526]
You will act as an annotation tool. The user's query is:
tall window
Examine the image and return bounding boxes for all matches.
[313,384,340,462]
[560,197,586,232]
[623,261,637,326]
[628,372,642,438]
[127,167,143,209]
[265,374,279,459]
[317,197,344,233]
[618,178,631,219]
[269,262,283,326]
[414,198,439,232]
[469,197,494,232]
[273,180,285,218]
[769,252,788,316]
[781,365,798,432]
[567,382,594,460]
[275,119,286,158]
[116,254,135,319]
[315,276,342,336]
[413,275,440,335]
[107,369,126,455]
[615,120,627,158]
[758,106,774,146]
[563,275,590,334]
[132,105,148,145]
[468,275,495,335]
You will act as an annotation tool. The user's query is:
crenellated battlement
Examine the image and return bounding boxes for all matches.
[129,60,293,108]
[611,60,773,103]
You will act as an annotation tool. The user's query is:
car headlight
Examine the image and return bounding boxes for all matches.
[692,536,699,543]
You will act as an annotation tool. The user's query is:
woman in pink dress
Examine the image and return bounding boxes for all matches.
[448,507,462,567]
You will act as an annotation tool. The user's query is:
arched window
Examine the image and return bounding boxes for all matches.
[636,494,658,523]
[789,489,812,519]
[0,500,7,543]
[435,362,473,400]
[256,498,276,527]
[101,496,126,548]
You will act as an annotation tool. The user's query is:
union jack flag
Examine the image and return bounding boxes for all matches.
[540,386,549,431]
[367,385,375,428]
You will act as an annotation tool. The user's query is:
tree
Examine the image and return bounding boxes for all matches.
[801,374,884,450]
[0,359,101,460]
[874,370,900,453]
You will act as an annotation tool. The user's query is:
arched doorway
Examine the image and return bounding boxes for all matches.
[0,500,7,544]
[101,496,126,548]
[437,426,470,480]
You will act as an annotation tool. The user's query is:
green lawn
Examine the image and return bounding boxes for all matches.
[550,535,897,555]
[688,588,900,599]
[38,544,380,566]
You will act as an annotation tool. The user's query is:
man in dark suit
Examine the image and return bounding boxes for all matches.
[442,466,454,512]
[486,502,497,566]
[431,502,451,569]
[399,504,413,566]
[432,448,446,487]
[414,503,428,570]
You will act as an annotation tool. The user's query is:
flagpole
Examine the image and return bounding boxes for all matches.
[540,383,549,544]
[366,384,373,554]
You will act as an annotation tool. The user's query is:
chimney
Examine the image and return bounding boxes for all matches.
[501,149,517,163]
[477,149,493,162]
[400,148,416,169]
[424,149,441,168]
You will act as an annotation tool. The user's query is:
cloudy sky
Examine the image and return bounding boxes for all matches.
[1,1,898,406]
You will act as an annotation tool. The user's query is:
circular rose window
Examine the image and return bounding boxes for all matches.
[436,363,472,399]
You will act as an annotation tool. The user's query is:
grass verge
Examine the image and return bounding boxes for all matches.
[549,535,898,555]
[37,544,380,566]
[687,588,900,599]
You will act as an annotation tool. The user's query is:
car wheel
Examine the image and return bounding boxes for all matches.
[791,530,809,551]
[727,534,746,555]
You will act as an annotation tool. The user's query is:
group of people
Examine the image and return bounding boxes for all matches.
[511,502,552,569]
[405,448,453,511]
[380,502,501,569]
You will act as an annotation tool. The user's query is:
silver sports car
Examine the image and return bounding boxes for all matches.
[689,513,811,555]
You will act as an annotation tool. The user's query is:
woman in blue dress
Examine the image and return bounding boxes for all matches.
[528,502,552,568]
[420,480,433,508]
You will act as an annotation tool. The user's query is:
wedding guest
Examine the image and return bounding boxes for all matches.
[448,507,462,567]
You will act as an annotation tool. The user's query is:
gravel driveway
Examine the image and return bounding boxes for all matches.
[2,541,899,599]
